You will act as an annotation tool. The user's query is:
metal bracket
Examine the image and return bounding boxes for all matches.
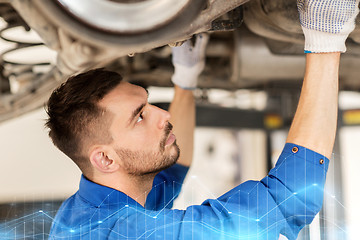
[210,7,243,32]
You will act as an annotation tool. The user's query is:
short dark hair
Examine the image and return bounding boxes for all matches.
[45,68,122,176]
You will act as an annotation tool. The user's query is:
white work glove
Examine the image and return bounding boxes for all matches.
[171,33,209,89]
[297,0,360,53]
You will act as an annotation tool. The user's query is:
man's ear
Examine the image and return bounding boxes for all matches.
[89,147,119,173]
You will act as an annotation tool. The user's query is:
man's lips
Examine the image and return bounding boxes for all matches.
[165,132,176,146]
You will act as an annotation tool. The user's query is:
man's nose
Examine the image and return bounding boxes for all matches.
[154,106,171,129]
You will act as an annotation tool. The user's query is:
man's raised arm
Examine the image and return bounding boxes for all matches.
[287,1,359,159]
[168,34,208,167]
[286,53,339,159]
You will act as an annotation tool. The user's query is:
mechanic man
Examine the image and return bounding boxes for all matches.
[47,1,359,239]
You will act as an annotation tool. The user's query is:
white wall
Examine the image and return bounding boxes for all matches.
[339,128,360,239]
[0,109,81,203]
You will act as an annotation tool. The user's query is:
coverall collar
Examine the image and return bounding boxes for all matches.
[78,175,144,209]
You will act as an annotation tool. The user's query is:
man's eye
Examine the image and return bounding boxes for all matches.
[136,114,143,123]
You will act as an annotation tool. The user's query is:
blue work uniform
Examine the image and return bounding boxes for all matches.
[49,143,329,240]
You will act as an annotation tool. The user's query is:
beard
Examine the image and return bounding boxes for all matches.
[115,123,180,176]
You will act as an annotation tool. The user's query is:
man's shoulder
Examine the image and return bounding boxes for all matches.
[49,192,156,239]
[51,192,91,226]
[49,191,114,239]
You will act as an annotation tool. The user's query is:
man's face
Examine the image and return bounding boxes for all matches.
[99,82,180,176]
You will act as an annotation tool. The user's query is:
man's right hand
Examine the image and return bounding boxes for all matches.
[297,0,360,53]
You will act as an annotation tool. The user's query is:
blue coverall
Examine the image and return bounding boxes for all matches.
[49,143,329,240]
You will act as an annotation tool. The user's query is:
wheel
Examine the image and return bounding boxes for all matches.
[33,0,207,47]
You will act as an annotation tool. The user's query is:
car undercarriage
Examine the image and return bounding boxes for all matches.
[1,0,360,123]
